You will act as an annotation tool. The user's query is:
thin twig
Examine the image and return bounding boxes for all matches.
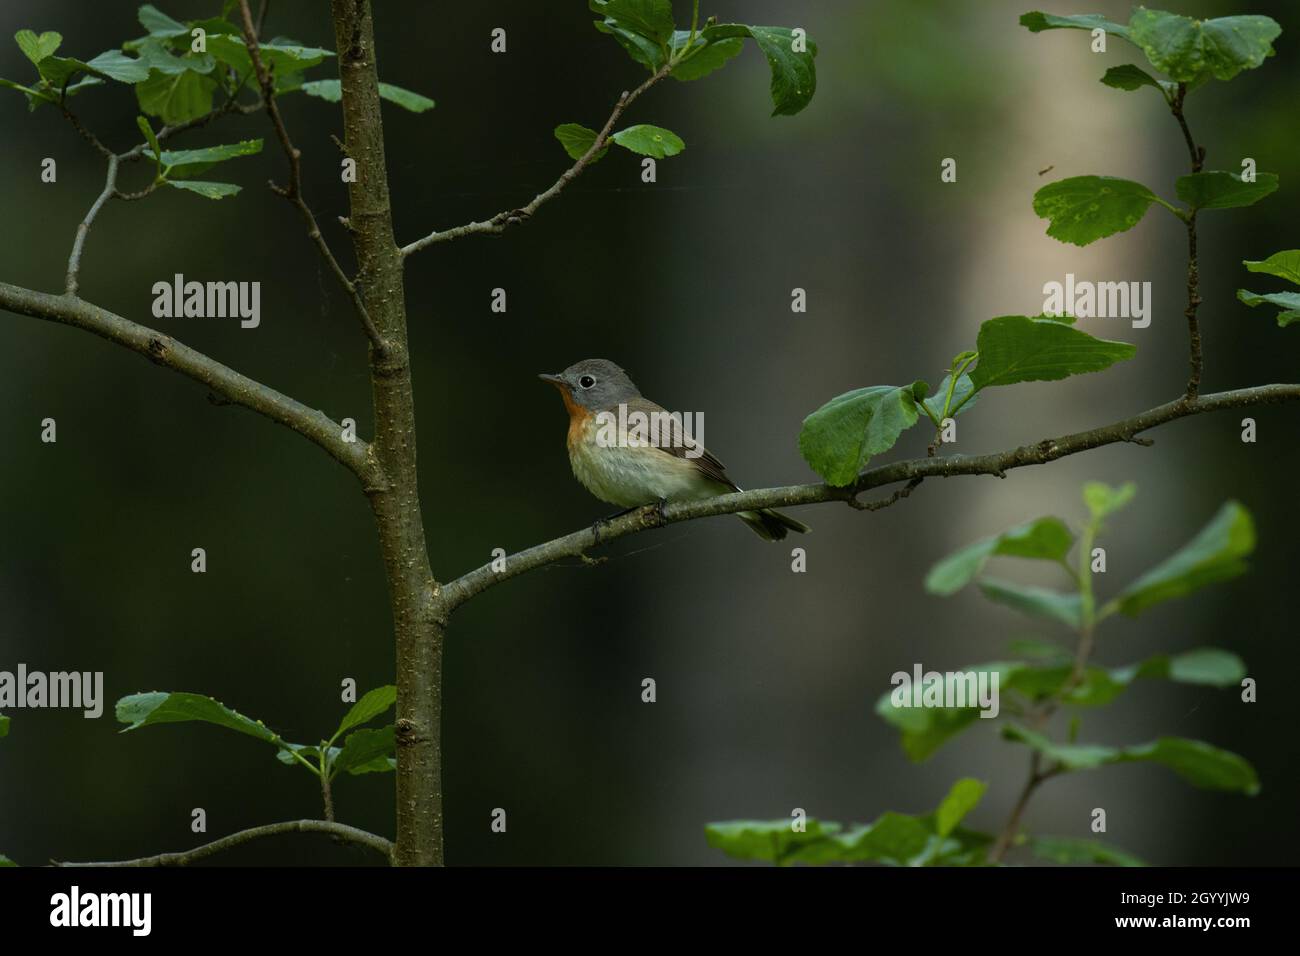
[399,62,675,256]
[437,384,1300,611]
[235,0,387,354]
[53,820,392,866]
[64,156,119,296]
[1170,84,1205,398]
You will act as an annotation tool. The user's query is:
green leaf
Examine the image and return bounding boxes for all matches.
[1083,480,1136,522]
[136,68,216,124]
[166,179,241,199]
[1113,501,1254,616]
[1243,250,1300,287]
[610,123,683,158]
[874,662,1022,761]
[593,20,666,71]
[206,34,331,80]
[136,115,162,178]
[298,79,434,112]
[978,579,1083,629]
[554,123,609,162]
[1100,63,1170,96]
[1019,12,1130,39]
[1118,647,1247,689]
[925,517,1074,596]
[15,30,62,66]
[836,813,932,865]
[134,38,213,76]
[1027,836,1144,867]
[589,0,674,45]
[1003,725,1259,793]
[1127,9,1280,83]
[705,818,843,866]
[702,24,817,116]
[922,373,978,421]
[1176,171,1278,211]
[669,31,744,82]
[333,726,397,776]
[1237,289,1300,327]
[798,382,925,487]
[1032,176,1163,246]
[83,49,152,83]
[146,138,262,178]
[0,854,15,866]
[0,714,8,737]
[276,742,336,772]
[138,4,189,39]
[377,81,434,112]
[935,778,987,838]
[117,691,283,745]
[336,685,397,738]
[969,315,1136,390]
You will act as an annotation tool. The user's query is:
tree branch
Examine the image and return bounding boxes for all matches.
[399,62,674,257]
[53,820,392,866]
[438,383,1300,611]
[235,0,387,355]
[0,281,377,482]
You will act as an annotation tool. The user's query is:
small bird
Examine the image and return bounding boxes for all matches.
[539,359,810,541]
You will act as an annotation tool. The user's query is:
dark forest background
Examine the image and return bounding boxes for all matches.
[1,0,1296,865]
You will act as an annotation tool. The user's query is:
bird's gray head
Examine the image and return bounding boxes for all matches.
[539,358,642,411]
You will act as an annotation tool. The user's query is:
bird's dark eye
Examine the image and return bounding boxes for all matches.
[579,375,596,389]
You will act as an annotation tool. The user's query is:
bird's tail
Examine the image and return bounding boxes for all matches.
[737,508,811,542]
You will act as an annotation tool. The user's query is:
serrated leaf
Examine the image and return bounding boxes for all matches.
[1019,12,1130,39]
[922,373,978,421]
[798,382,925,487]
[935,778,987,838]
[15,30,62,66]
[1243,250,1300,287]
[333,726,397,776]
[926,517,1074,596]
[610,123,683,158]
[554,123,609,162]
[336,685,397,738]
[1237,289,1300,326]
[138,4,189,39]
[589,0,674,45]
[1028,836,1144,867]
[146,138,262,178]
[969,315,1136,389]
[136,67,216,124]
[1003,725,1259,793]
[1113,501,1254,616]
[1176,171,1278,211]
[702,24,817,116]
[166,179,241,199]
[978,579,1083,629]
[206,34,331,80]
[1127,9,1280,83]
[117,691,283,745]
[705,819,842,866]
[1033,176,1162,246]
[1083,480,1136,521]
[669,31,744,82]
[1100,63,1169,95]
[298,79,434,112]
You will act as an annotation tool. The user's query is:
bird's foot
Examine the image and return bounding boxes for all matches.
[642,498,669,525]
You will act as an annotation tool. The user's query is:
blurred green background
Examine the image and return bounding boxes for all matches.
[1,0,1297,866]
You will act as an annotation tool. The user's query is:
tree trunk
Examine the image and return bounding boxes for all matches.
[331,0,443,866]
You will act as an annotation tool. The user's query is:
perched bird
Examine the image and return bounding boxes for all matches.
[539,359,810,541]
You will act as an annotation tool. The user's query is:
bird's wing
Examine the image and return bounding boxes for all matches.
[620,396,737,490]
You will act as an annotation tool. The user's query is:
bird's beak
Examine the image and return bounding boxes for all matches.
[538,373,566,388]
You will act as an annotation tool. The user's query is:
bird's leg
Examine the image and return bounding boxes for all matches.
[644,497,669,524]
